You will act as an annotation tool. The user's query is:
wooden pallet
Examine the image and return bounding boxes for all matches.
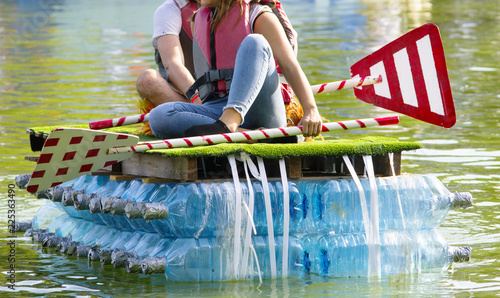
[97,152,400,182]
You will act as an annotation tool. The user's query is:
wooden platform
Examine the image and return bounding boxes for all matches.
[27,151,401,183]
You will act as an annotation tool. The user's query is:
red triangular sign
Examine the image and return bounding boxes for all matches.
[350,23,456,128]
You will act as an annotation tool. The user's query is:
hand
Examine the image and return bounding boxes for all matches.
[298,108,322,137]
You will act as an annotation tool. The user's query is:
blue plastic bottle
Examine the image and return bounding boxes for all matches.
[158,234,305,282]
[44,213,70,233]
[303,175,468,234]
[130,233,164,257]
[67,219,95,242]
[32,201,65,230]
[94,179,131,228]
[55,175,97,219]
[121,180,160,233]
[80,223,110,246]
[151,182,219,238]
[75,175,111,223]
[122,231,146,251]
[145,183,175,236]
[303,229,452,277]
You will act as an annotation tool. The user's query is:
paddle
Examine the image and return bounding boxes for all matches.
[89,75,382,130]
[350,23,455,128]
[26,116,399,193]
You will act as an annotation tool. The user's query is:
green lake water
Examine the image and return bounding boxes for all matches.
[0,0,499,296]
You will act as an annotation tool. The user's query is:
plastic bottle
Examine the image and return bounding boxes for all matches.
[305,175,472,234]
[80,223,110,246]
[32,200,65,230]
[51,175,95,219]
[123,180,160,232]
[135,183,172,234]
[137,235,304,281]
[100,179,157,232]
[130,232,164,257]
[147,182,218,238]
[54,216,85,237]
[93,179,132,228]
[73,175,111,223]
[66,219,95,242]
[55,175,108,225]
[303,229,454,277]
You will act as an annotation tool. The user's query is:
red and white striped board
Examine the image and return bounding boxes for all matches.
[350,23,456,128]
[26,128,139,194]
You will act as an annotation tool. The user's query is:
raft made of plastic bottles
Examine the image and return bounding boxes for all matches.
[22,170,474,282]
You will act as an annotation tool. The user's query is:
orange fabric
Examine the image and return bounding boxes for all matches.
[135,98,155,136]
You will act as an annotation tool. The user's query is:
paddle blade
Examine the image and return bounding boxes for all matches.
[26,128,139,193]
[350,23,456,128]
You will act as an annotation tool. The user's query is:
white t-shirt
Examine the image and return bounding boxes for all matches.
[152,0,182,49]
[152,0,267,49]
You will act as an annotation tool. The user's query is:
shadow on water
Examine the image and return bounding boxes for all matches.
[0,0,499,296]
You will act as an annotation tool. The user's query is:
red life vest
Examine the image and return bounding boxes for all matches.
[188,0,297,103]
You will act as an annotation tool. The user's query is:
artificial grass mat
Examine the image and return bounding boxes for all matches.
[29,124,421,159]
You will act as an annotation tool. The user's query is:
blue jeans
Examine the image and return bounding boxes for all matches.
[149,34,286,139]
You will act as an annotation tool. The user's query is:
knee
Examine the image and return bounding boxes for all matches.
[149,105,169,138]
[136,69,161,91]
[149,103,186,138]
[239,34,271,55]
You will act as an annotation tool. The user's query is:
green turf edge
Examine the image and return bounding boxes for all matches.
[28,125,421,159]
[148,137,422,159]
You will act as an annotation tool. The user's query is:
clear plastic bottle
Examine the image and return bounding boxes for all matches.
[53,175,96,219]
[93,179,132,228]
[141,183,174,236]
[304,175,471,234]
[149,182,221,238]
[142,235,304,281]
[121,180,160,233]
[303,229,453,277]
[73,175,111,223]
[32,201,65,230]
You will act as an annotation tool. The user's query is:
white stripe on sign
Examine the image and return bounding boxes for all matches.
[394,48,419,107]
[370,61,391,99]
[417,35,445,115]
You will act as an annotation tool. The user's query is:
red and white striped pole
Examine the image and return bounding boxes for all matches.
[89,113,149,130]
[90,76,382,130]
[311,75,382,94]
[108,116,399,154]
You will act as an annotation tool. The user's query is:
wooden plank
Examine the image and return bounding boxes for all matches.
[143,177,185,184]
[110,174,147,181]
[287,156,302,179]
[121,153,198,181]
[373,152,401,176]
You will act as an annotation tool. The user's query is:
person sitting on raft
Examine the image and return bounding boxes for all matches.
[136,0,201,107]
[148,0,323,140]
